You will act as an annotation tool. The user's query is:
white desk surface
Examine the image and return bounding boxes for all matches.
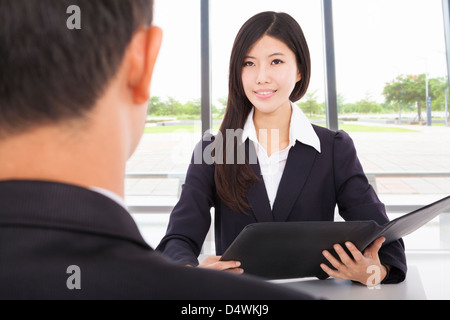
[270,265,426,300]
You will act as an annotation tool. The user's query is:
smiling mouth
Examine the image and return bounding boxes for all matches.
[254,90,277,98]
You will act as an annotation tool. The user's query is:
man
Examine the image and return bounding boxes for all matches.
[0,0,314,300]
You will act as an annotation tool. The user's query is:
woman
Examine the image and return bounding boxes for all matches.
[157,11,407,285]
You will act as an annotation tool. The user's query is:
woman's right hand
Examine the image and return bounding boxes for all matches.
[198,256,243,274]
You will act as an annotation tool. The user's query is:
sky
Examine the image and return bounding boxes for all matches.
[150,0,448,105]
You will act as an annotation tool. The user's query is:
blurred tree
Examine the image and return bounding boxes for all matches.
[148,96,166,115]
[383,74,447,121]
[182,99,201,116]
[297,90,322,117]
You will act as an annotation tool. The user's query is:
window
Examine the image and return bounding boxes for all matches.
[125,0,202,247]
[333,0,450,253]
[125,2,450,298]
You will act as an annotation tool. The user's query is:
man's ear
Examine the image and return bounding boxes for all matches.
[131,26,163,105]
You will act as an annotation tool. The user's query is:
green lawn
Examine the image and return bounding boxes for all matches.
[144,123,418,134]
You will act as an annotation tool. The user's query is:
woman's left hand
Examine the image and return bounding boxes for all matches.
[320,237,388,286]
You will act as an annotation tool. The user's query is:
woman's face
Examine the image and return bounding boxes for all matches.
[241,35,301,115]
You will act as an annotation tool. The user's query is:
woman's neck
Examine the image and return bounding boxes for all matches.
[253,101,292,157]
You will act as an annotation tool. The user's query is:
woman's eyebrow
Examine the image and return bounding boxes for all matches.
[245,52,285,59]
[268,52,285,57]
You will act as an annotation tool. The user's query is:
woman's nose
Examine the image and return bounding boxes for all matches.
[256,65,271,85]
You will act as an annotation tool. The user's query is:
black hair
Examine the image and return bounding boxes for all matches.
[0,0,153,136]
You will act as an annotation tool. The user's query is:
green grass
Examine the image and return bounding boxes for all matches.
[144,123,418,134]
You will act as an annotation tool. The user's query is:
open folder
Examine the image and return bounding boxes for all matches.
[220,195,450,280]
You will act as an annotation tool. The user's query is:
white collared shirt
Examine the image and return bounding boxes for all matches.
[242,103,321,210]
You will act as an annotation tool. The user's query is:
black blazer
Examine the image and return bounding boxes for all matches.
[0,180,314,300]
[157,126,407,283]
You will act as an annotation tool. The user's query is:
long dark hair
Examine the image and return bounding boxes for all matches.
[214,11,311,213]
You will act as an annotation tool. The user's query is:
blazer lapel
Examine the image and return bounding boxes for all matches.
[272,142,318,222]
[246,140,274,222]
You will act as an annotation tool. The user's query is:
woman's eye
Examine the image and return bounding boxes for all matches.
[243,61,255,67]
[272,59,284,65]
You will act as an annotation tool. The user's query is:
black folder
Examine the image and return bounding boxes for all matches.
[220,195,450,280]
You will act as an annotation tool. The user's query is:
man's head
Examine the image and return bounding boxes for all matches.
[0,0,161,140]
[0,0,161,194]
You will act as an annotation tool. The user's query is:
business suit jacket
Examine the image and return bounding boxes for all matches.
[0,180,314,300]
[157,125,408,283]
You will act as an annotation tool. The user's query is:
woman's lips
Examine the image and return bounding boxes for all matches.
[254,89,277,99]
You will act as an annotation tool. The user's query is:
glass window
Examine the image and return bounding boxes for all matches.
[126,0,450,262]
[333,0,450,252]
[126,0,202,247]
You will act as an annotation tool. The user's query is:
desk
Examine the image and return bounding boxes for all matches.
[271,266,426,300]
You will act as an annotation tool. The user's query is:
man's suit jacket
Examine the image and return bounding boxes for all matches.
[0,180,314,300]
[157,125,408,283]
